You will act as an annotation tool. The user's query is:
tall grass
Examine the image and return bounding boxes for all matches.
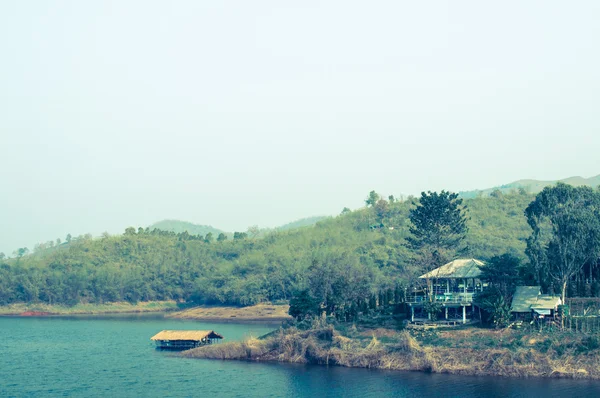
[182,325,600,379]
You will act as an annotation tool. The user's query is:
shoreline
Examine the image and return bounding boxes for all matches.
[0,302,292,321]
[181,324,600,380]
[0,301,179,316]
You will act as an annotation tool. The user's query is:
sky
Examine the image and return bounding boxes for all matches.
[1,1,599,255]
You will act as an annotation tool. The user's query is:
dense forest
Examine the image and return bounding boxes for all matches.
[0,190,536,307]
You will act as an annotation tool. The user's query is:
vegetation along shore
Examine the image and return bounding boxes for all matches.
[182,322,600,380]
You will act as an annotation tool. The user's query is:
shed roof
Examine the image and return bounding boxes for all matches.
[531,295,562,310]
[419,259,485,279]
[511,286,562,313]
[511,286,541,313]
[150,330,224,341]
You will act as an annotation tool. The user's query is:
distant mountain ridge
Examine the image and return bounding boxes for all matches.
[148,216,327,237]
[148,220,226,237]
[275,216,327,231]
[459,174,600,199]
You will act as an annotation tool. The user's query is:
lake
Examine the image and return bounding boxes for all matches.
[1,315,600,397]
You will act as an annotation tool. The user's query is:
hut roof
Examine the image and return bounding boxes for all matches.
[511,286,562,313]
[150,330,224,341]
[419,259,485,279]
[511,286,541,313]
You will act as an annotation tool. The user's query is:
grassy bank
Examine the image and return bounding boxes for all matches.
[168,304,292,321]
[181,323,600,379]
[0,301,179,315]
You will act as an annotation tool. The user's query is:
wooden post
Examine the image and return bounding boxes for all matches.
[462,305,466,324]
[446,280,450,294]
[411,305,414,322]
[445,306,448,320]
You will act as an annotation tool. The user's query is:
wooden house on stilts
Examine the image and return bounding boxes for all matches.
[408,259,486,324]
[151,330,223,350]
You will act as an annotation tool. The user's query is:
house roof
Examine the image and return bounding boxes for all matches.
[511,286,562,313]
[419,259,485,279]
[150,330,224,341]
[511,286,541,312]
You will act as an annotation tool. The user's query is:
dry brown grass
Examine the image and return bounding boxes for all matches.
[169,304,292,321]
[182,324,600,380]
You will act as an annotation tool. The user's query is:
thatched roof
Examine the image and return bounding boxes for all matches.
[419,259,485,279]
[150,330,224,341]
[511,286,562,313]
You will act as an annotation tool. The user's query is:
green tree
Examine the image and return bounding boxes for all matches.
[288,289,320,319]
[233,232,248,240]
[525,183,600,303]
[478,253,521,300]
[217,233,228,242]
[204,232,214,243]
[407,191,469,271]
[66,234,72,243]
[365,190,380,207]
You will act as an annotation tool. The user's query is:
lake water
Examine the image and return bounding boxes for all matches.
[2,315,600,397]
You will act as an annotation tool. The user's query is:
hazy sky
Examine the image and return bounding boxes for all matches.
[1,1,599,255]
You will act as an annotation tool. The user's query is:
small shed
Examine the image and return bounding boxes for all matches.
[151,330,223,350]
[511,286,562,319]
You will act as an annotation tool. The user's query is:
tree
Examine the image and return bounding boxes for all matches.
[365,190,380,207]
[476,253,521,328]
[247,225,260,239]
[288,289,320,320]
[66,234,72,243]
[525,183,600,303]
[374,199,389,221]
[217,233,228,242]
[204,232,214,243]
[233,232,247,240]
[0,252,5,261]
[16,247,29,258]
[407,191,469,271]
[478,253,521,300]
[341,207,351,215]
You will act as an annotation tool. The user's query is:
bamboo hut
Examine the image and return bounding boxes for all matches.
[151,330,223,350]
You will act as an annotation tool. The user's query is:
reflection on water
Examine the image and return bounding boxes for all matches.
[1,316,599,397]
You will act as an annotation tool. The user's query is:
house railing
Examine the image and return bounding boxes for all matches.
[408,292,474,304]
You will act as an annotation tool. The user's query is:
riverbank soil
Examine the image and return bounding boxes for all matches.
[0,301,178,316]
[182,323,600,379]
[169,304,292,321]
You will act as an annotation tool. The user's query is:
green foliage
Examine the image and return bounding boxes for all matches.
[1,190,565,310]
[476,287,512,328]
[479,253,521,300]
[423,301,442,321]
[288,289,320,319]
[408,191,468,273]
[365,190,380,207]
[525,183,600,301]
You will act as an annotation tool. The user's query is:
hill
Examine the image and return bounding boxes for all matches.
[459,174,600,199]
[275,216,328,231]
[0,192,535,307]
[148,220,227,237]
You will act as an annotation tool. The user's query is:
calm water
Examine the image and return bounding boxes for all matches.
[2,316,600,397]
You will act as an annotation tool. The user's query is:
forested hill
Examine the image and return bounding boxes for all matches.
[148,220,226,237]
[0,192,533,307]
[459,174,600,199]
